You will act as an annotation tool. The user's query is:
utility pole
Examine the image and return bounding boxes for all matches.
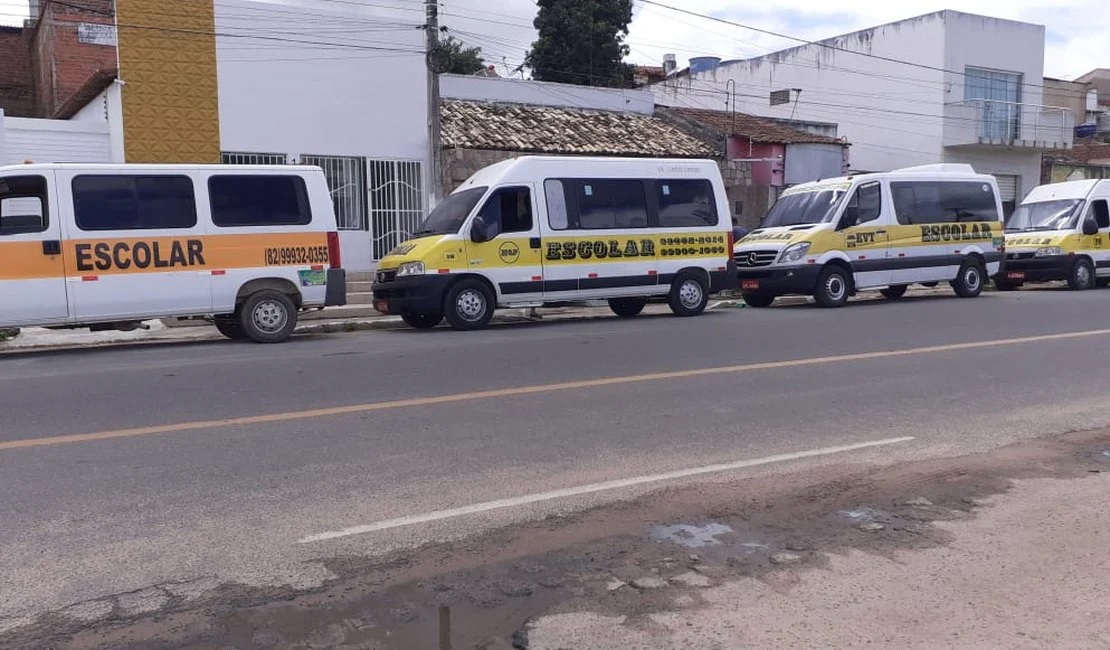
[425,0,443,204]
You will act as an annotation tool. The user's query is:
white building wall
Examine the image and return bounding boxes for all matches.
[653,11,1057,201]
[442,75,655,114]
[214,0,430,271]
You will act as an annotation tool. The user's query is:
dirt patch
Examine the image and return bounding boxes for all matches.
[7,428,1110,650]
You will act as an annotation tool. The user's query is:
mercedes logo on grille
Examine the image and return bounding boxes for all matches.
[746,252,760,265]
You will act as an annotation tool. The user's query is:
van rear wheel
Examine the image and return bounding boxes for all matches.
[239,290,298,343]
[214,316,247,340]
[951,259,986,298]
[609,297,647,318]
[668,272,709,317]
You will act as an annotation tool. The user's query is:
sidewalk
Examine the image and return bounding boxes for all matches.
[0,286,958,353]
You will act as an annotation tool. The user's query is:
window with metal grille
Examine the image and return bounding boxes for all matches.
[368,160,424,261]
[220,151,289,165]
[299,154,368,232]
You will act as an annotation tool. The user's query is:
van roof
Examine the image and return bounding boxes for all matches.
[1024,179,1109,202]
[453,155,720,192]
[0,162,325,174]
[785,163,994,193]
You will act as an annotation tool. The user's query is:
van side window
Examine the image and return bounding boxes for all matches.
[477,187,532,235]
[658,179,718,227]
[1090,199,1110,229]
[544,180,569,230]
[576,180,648,230]
[209,175,311,227]
[72,175,196,231]
[892,181,997,225]
[0,175,48,235]
[841,181,882,227]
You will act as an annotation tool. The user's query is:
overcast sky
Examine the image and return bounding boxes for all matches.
[1,0,1104,80]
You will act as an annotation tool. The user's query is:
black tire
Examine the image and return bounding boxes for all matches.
[1067,258,1095,290]
[668,272,709,317]
[741,293,775,308]
[880,285,908,300]
[444,279,495,330]
[239,290,298,343]
[921,281,939,288]
[401,312,443,329]
[814,265,851,308]
[1098,278,1110,288]
[950,259,986,298]
[994,278,1020,291]
[214,316,246,340]
[609,297,647,318]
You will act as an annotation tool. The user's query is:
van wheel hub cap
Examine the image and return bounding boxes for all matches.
[457,290,487,320]
[253,300,288,333]
[826,276,846,301]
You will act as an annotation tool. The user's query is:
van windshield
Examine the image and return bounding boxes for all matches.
[761,188,848,228]
[1006,199,1084,232]
[412,186,487,236]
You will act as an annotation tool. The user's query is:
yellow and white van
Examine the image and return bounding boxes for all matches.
[372,156,736,330]
[734,164,1005,308]
[996,179,1110,291]
[0,163,346,343]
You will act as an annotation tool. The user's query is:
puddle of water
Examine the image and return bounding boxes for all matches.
[838,507,885,521]
[650,522,734,548]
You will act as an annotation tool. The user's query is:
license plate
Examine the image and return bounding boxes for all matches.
[1006,271,1025,280]
[374,300,389,313]
[740,280,760,291]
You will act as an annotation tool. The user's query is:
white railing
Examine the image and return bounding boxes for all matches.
[943,100,1074,149]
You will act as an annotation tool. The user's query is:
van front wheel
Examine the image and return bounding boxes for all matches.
[401,312,443,329]
[814,266,850,308]
[609,297,647,318]
[445,279,495,330]
[668,272,709,316]
[1067,258,1095,290]
[240,290,298,343]
[214,316,247,340]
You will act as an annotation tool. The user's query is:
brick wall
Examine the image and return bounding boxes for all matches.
[442,147,767,228]
[32,0,118,117]
[0,27,35,117]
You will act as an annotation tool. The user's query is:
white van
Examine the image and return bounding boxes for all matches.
[997,179,1110,290]
[734,164,1005,307]
[0,163,346,343]
[371,156,736,330]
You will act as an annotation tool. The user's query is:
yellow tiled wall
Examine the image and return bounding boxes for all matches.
[115,0,221,163]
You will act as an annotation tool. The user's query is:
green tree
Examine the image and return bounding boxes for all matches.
[429,36,485,75]
[525,0,634,88]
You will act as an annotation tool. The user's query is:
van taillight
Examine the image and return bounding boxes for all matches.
[327,231,341,269]
[727,229,735,254]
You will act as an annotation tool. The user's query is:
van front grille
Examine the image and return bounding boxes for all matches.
[734,250,779,267]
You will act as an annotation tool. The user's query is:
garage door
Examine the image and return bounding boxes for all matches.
[992,174,1019,217]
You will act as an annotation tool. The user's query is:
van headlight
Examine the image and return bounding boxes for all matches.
[778,242,811,264]
[396,261,425,276]
[1034,246,1063,257]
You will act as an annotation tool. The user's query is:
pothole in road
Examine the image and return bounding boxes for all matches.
[649,522,733,548]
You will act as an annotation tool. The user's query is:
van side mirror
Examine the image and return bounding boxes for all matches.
[1083,216,1099,236]
[470,217,489,243]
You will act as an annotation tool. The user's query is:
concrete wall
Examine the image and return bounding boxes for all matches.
[652,11,1053,199]
[0,83,124,165]
[1043,77,1091,126]
[441,75,655,114]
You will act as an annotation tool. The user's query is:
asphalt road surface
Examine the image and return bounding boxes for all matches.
[5,288,1110,636]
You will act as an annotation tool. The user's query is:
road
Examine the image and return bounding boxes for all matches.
[4,287,1110,642]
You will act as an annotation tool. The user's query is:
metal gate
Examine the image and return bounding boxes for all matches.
[299,154,368,231]
[992,174,1019,217]
[368,159,424,261]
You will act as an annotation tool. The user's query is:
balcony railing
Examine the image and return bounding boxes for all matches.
[943,99,1074,150]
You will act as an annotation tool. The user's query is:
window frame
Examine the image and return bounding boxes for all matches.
[656,178,720,229]
[71,174,198,232]
[545,178,651,231]
[476,185,534,236]
[0,174,50,236]
[839,180,883,229]
[1089,199,1110,230]
[208,174,313,228]
[891,180,999,226]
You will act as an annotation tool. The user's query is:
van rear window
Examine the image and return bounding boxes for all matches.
[72,175,197,231]
[209,175,311,227]
[658,179,718,227]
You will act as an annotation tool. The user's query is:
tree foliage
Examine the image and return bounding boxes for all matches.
[429,36,485,75]
[525,0,634,88]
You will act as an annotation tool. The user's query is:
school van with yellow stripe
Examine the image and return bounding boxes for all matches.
[734,164,1005,308]
[371,156,735,330]
[0,163,346,343]
[995,179,1110,291]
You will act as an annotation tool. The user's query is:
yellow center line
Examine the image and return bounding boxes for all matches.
[3,327,1109,452]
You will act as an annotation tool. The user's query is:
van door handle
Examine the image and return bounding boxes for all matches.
[530,237,541,249]
[42,240,61,256]
[875,230,887,236]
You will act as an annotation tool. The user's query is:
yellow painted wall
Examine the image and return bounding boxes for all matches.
[115,0,220,163]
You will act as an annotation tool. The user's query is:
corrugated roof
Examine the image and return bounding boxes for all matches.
[661,107,845,145]
[440,100,713,158]
[1050,142,1110,165]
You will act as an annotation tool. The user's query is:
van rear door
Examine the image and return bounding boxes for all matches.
[0,172,70,327]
